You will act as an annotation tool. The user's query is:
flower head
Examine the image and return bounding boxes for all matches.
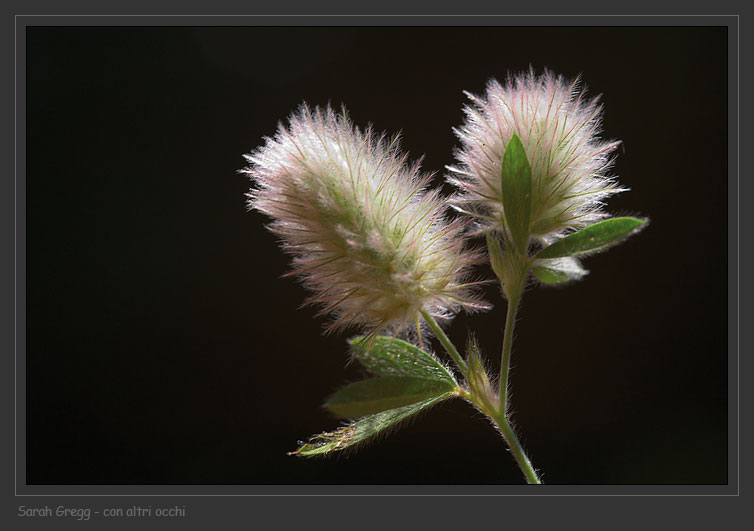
[243,104,487,335]
[448,69,627,243]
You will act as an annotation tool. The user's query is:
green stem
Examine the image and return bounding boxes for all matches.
[420,309,468,377]
[499,286,522,416]
[492,411,541,484]
[492,254,538,483]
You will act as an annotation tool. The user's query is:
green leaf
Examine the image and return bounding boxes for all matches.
[324,376,456,418]
[532,257,589,285]
[349,336,457,385]
[501,133,532,252]
[486,232,506,281]
[291,394,452,457]
[536,217,648,259]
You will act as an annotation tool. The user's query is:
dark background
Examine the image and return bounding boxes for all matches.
[25,26,727,485]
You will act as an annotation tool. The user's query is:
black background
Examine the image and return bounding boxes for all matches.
[25,26,727,485]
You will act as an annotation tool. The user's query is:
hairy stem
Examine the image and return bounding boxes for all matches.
[460,387,542,484]
[420,309,468,377]
[489,246,538,483]
[492,411,541,484]
[499,285,522,416]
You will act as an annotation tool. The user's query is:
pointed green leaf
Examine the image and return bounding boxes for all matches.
[291,394,452,457]
[536,217,648,259]
[532,257,589,285]
[324,376,456,418]
[501,133,532,252]
[349,336,456,385]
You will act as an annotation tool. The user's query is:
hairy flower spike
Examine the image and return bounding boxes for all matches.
[243,104,488,335]
[448,69,627,243]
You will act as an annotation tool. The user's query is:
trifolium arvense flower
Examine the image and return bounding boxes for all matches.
[242,104,488,336]
[447,68,628,246]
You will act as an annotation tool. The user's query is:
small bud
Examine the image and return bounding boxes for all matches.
[466,338,499,414]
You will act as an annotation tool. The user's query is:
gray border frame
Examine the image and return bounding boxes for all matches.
[4,9,745,530]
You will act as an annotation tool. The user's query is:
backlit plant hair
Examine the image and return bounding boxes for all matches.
[242,104,487,339]
[242,70,647,483]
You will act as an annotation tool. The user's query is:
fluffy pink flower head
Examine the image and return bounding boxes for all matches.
[243,104,487,335]
[448,69,627,243]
